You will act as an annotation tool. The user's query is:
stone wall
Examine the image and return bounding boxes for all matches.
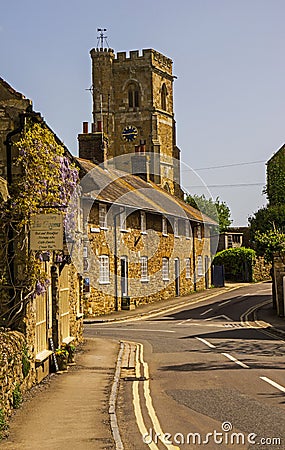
[0,330,34,437]
[253,257,271,282]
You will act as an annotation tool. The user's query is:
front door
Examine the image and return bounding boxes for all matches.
[175,258,180,296]
[121,256,128,297]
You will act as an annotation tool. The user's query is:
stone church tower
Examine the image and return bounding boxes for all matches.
[79,43,182,198]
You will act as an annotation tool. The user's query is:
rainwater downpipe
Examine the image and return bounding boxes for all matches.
[113,206,125,311]
[192,222,197,292]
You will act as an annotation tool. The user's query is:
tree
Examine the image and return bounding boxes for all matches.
[185,194,232,232]
[249,205,285,241]
[249,205,285,309]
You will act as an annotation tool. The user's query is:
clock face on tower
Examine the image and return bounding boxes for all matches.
[121,125,138,142]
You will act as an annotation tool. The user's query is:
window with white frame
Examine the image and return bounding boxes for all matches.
[174,218,179,237]
[99,255,110,284]
[185,220,190,239]
[140,256,148,282]
[185,258,191,279]
[99,203,107,229]
[197,255,203,276]
[162,216,168,236]
[197,224,202,241]
[120,208,127,231]
[162,257,170,281]
[141,211,146,234]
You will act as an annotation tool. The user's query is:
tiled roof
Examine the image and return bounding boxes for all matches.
[76,158,217,226]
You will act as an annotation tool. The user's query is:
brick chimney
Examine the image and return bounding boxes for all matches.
[78,122,106,164]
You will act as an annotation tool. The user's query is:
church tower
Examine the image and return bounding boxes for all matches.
[79,33,182,197]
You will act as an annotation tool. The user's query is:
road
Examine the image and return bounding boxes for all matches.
[85,283,285,450]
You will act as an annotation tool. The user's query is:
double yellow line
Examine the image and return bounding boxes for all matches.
[132,342,180,450]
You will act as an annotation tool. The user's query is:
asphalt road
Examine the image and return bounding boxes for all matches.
[85,283,285,450]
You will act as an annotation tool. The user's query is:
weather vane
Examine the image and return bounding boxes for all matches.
[97,28,109,48]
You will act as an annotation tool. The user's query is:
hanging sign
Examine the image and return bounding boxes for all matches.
[30,213,63,251]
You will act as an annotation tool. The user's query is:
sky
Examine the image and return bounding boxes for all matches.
[1,0,285,226]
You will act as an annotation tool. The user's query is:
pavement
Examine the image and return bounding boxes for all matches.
[1,282,285,450]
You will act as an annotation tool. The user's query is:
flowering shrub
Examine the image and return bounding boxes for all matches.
[0,121,79,327]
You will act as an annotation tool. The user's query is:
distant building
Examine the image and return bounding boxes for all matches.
[217,227,250,252]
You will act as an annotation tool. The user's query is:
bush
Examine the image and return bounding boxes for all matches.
[12,384,22,409]
[0,408,8,440]
[213,247,256,282]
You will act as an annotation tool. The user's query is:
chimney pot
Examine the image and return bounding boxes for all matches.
[83,122,88,133]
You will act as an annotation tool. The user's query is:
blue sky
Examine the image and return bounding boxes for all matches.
[1,0,285,225]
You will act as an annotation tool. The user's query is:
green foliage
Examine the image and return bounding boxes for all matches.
[249,205,285,261]
[0,408,8,440]
[22,346,30,378]
[12,384,22,409]
[265,148,285,205]
[0,121,79,327]
[185,194,232,232]
[213,247,256,281]
[249,205,285,236]
[254,230,285,263]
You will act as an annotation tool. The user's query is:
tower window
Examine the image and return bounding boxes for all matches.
[161,83,167,111]
[128,84,140,108]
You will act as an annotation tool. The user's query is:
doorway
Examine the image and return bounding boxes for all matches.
[121,256,128,297]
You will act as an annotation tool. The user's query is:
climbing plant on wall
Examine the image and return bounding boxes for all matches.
[0,120,79,328]
[265,148,285,205]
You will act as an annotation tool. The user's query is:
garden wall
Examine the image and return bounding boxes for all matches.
[0,330,34,438]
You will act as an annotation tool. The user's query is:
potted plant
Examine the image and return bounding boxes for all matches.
[66,343,76,364]
[55,347,68,371]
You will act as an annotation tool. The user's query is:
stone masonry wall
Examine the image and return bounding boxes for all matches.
[253,257,271,282]
[0,330,35,436]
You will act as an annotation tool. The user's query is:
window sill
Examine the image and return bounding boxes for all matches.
[99,281,111,285]
[162,233,169,237]
[141,279,149,283]
[36,349,53,363]
[90,227,100,233]
[120,229,129,233]
[140,231,147,235]
[162,278,170,282]
[100,227,109,231]
[186,237,191,240]
[174,235,180,239]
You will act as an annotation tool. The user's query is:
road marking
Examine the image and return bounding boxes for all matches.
[240,299,285,342]
[221,353,250,369]
[200,308,213,316]
[138,344,179,450]
[177,318,193,326]
[94,327,175,333]
[218,299,232,307]
[205,314,233,321]
[131,343,180,450]
[195,337,216,348]
[260,376,285,394]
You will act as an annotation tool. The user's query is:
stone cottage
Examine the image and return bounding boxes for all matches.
[0,76,83,422]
